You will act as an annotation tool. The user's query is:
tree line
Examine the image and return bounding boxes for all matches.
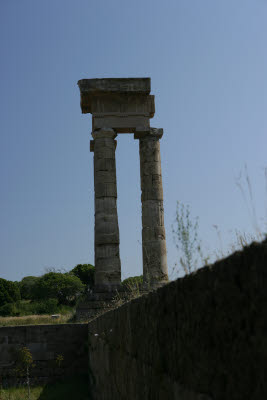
[0,264,95,316]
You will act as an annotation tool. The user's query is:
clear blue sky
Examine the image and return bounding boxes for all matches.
[0,0,266,282]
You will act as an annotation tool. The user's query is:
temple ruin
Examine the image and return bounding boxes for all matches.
[77,78,168,318]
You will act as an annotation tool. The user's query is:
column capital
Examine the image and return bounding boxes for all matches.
[135,127,163,140]
[148,127,163,139]
[92,128,117,140]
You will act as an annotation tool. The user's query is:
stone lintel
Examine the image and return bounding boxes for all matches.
[78,78,152,116]
[78,77,150,95]
[93,116,151,133]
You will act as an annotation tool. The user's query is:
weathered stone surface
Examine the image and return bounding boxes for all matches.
[94,146,115,160]
[95,233,120,246]
[142,240,168,284]
[78,79,168,295]
[142,226,166,242]
[95,197,118,215]
[95,216,119,236]
[95,244,120,259]
[92,128,121,289]
[141,187,164,201]
[93,115,151,133]
[95,171,116,184]
[141,160,162,176]
[78,78,151,114]
[91,94,155,116]
[0,325,87,386]
[78,77,151,95]
[95,256,121,273]
[78,78,155,132]
[139,129,168,287]
[95,182,117,198]
[88,240,267,400]
[94,158,116,172]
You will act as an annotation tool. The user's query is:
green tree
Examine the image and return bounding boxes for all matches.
[19,276,40,300]
[33,272,85,305]
[0,278,20,307]
[70,264,95,288]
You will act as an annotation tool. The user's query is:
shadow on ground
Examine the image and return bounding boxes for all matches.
[38,375,90,400]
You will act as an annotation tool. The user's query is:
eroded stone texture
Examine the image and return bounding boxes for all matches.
[77,78,169,298]
[139,128,168,288]
[88,240,267,400]
[92,128,121,291]
[77,78,154,133]
[0,324,88,386]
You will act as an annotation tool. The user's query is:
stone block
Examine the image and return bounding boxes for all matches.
[95,256,121,272]
[142,227,166,242]
[140,138,160,156]
[141,201,164,227]
[142,178,163,194]
[95,270,121,286]
[78,77,151,95]
[95,216,120,244]
[154,226,166,240]
[140,175,153,191]
[141,187,163,201]
[95,198,118,215]
[93,137,116,149]
[95,182,117,198]
[95,214,119,234]
[141,161,162,176]
[94,158,116,172]
[152,174,162,186]
[143,240,167,263]
[93,115,150,133]
[95,232,120,245]
[91,94,155,116]
[95,171,116,185]
[95,244,120,259]
[94,147,115,160]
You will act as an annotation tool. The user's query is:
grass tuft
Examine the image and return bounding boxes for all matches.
[0,313,74,327]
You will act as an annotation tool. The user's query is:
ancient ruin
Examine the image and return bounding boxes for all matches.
[76,78,168,318]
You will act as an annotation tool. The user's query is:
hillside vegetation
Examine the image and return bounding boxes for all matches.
[0,264,94,321]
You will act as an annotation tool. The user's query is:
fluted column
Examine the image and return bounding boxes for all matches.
[92,128,121,292]
[139,128,168,289]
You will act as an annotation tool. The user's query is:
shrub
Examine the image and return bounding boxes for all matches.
[0,278,20,307]
[122,276,143,290]
[33,272,85,305]
[31,298,59,314]
[19,276,40,300]
[0,302,19,316]
[70,264,95,288]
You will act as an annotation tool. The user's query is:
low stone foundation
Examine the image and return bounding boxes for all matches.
[76,288,146,321]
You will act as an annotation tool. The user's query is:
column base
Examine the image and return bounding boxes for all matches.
[75,287,128,322]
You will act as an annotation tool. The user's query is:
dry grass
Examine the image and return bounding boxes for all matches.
[0,313,73,327]
[0,386,43,400]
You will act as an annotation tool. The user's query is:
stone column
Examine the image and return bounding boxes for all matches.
[91,128,121,292]
[139,128,168,289]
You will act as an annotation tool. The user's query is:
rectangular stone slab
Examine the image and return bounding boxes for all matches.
[78,78,151,94]
[78,78,151,114]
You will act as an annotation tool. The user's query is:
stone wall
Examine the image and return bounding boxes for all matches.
[0,324,88,386]
[88,240,267,400]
